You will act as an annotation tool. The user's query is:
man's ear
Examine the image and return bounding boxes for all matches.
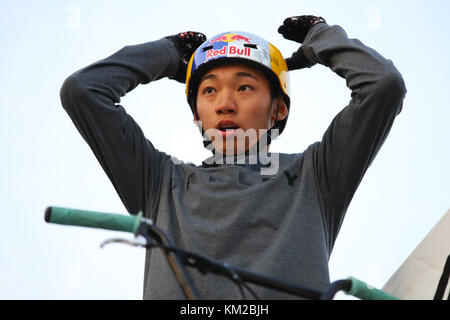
[193,112,202,128]
[276,98,288,121]
[193,113,199,122]
[270,97,288,127]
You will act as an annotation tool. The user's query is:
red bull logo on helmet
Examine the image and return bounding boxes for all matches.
[205,45,252,61]
[208,32,252,45]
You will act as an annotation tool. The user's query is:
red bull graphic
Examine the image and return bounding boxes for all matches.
[208,33,251,45]
[230,34,251,43]
[209,35,228,45]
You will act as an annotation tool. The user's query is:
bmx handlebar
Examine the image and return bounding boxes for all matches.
[44,206,398,300]
[346,277,398,300]
[45,206,142,234]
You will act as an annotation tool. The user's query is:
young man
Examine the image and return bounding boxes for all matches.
[184,30,290,163]
[60,15,406,299]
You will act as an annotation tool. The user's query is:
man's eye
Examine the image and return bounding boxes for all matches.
[238,85,252,92]
[203,87,216,94]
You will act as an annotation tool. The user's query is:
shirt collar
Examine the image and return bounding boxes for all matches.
[201,153,272,168]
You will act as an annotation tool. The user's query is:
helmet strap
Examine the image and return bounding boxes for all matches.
[272,95,281,131]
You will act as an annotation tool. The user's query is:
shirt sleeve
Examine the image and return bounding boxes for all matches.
[59,38,179,216]
[301,23,407,247]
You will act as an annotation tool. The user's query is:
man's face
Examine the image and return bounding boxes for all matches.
[195,63,286,155]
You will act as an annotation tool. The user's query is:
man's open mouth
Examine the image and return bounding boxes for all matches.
[218,126,239,131]
[216,120,240,137]
[217,120,239,130]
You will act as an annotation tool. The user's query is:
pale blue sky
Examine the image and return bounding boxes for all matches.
[0,1,449,299]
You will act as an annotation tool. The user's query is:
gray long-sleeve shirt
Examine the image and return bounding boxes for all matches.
[60,23,406,299]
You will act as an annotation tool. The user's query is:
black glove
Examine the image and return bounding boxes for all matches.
[278,15,326,70]
[165,31,206,83]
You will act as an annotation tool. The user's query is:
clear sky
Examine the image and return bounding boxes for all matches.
[0,1,449,299]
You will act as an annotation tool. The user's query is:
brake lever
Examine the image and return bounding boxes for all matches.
[100,236,150,249]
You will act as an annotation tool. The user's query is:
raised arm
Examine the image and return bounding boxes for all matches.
[279,16,407,246]
[60,32,205,215]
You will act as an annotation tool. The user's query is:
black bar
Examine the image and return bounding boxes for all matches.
[320,280,352,300]
[229,265,323,300]
[434,254,450,300]
[140,222,324,300]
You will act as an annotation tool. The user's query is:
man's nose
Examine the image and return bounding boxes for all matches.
[215,91,237,115]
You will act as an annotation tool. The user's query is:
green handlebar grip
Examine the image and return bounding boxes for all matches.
[346,277,399,300]
[45,206,142,234]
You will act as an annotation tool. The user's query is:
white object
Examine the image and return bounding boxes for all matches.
[382,209,450,299]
